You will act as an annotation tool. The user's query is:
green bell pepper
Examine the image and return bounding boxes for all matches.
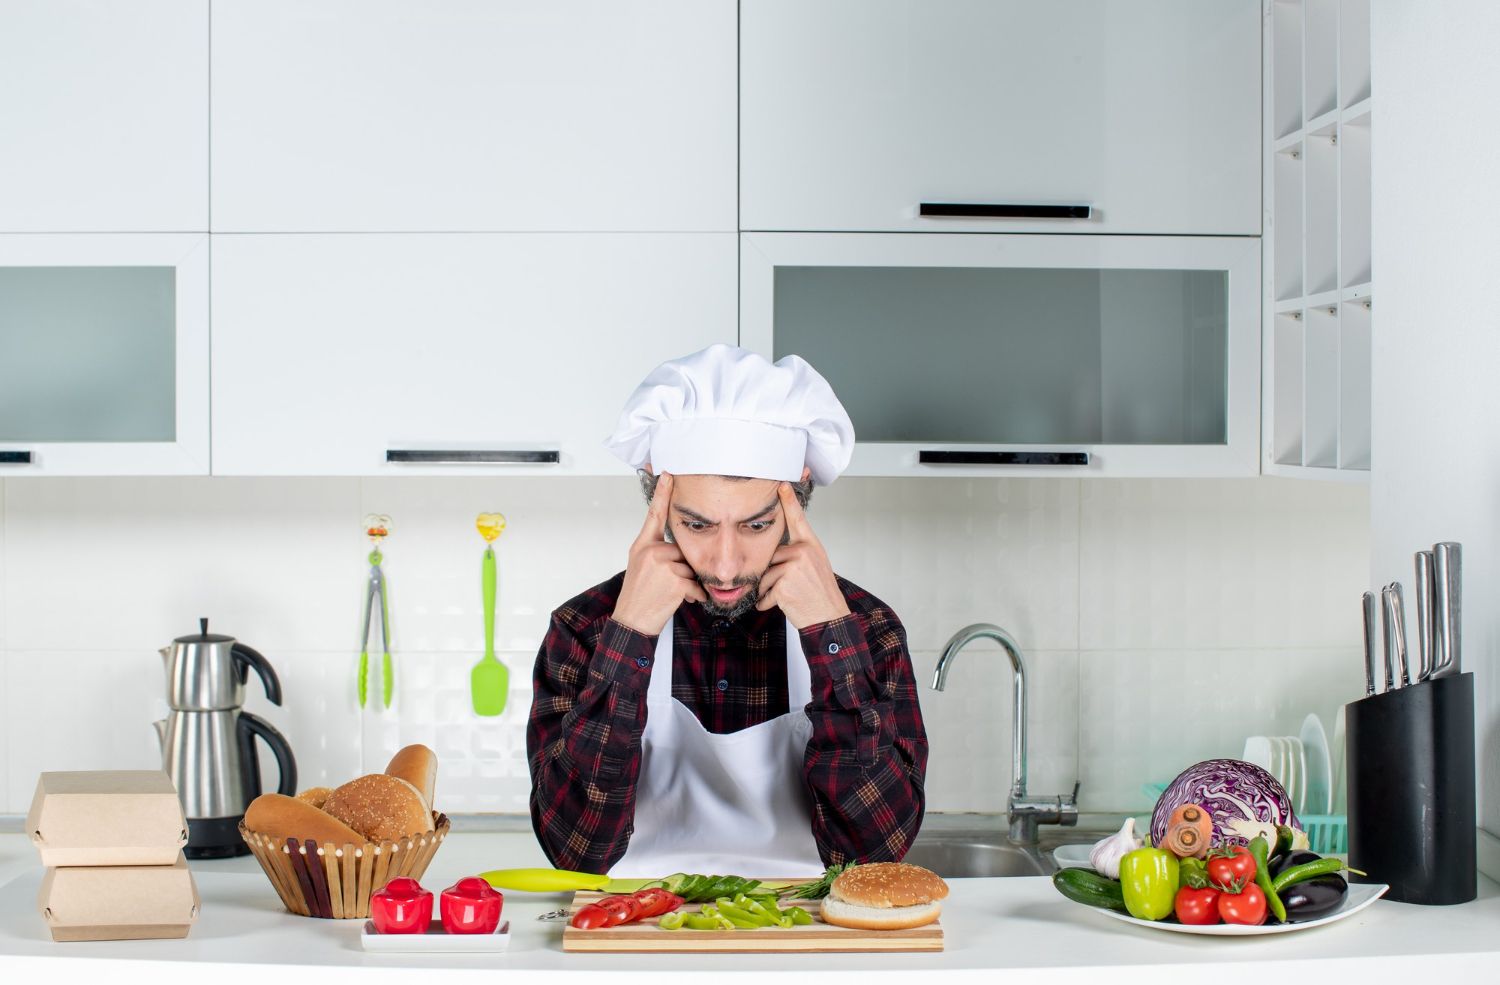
[1118,846,1180,921]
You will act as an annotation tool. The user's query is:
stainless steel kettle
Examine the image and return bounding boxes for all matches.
[153,618,297,858]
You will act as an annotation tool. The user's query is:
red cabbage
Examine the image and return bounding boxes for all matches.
[1151,758,1300,848]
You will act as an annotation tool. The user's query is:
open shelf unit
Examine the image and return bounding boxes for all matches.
[1263,0,1372,482]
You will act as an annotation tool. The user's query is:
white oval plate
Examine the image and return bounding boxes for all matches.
[1084,883,1388,936]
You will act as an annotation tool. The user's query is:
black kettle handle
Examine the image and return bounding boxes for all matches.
[232,643,283,706]
[238,711,298,798]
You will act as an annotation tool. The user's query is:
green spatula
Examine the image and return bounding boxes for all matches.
[471,512,508,716]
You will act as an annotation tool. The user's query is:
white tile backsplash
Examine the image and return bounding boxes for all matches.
[0,475,1369,816]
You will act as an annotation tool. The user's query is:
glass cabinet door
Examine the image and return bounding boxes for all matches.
[741,233,1260,477]
[0,235,208,474]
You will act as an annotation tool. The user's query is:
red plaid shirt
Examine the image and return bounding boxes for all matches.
[526,571,929,873]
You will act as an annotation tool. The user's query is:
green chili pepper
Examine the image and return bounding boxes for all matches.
[786,906,814,925]
[681,912,724,931]
[1248,835,1288,923]
[1271,856,1351,894]
[717,900,777,927]
[658,911,687,930]
[1118,846,1180,921]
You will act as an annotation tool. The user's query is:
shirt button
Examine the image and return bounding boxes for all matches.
[827,642,841,655]
[716,679,728,692]
[635,656,651,669]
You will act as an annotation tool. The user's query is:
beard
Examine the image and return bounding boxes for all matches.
[696,573,763,620]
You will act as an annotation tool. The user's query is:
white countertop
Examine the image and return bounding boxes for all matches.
[1,830,1497,984]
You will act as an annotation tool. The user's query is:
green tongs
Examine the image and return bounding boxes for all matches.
[358,514,394,708]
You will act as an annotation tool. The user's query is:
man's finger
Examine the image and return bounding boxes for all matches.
[637,471,673,543]
[682,578,709,604]
[778,481,814,543]
[755,580,779,611]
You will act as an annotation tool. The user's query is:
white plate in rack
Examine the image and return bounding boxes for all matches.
[1301,713,1333,814]
[361,918,511,952]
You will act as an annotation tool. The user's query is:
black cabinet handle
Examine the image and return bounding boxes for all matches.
[919,450,1090,466]
[386,449,560,465]
[919,202,1092,220]
[0,450,33,465]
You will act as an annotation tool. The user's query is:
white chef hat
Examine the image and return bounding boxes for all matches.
[603,344,855,486]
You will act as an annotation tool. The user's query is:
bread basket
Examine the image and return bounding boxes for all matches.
[238,812,450,919]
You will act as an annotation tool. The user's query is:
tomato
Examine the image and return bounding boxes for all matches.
[1173,886,1221,925]
[1206,845,1257,890]
[1218,883,1269,925]
[595,894,644,926]
[570,903,611,930]
[630,888,683,919]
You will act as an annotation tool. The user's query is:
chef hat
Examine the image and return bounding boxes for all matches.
[604,344,855,486]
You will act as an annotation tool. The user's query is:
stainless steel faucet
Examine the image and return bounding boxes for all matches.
[932,623,1079,845]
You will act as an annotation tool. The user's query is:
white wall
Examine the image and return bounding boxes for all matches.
[0,475,1367,819]
[1371,0,1500,878]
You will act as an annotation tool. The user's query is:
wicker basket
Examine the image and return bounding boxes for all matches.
[238,812,450,919]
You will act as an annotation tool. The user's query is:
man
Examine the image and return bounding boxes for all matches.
[527,344,927,877]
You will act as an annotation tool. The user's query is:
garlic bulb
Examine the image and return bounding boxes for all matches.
[1089,817,1143,879]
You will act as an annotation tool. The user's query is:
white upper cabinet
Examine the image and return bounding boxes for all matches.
[0,234,210,475]
[211,234,737,475]
[741,0,1261,235]
[210,0,737,232]
[0,1,208,232]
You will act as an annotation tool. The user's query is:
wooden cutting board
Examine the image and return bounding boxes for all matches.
[561,891,944,953]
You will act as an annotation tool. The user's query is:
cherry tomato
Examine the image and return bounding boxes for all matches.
[1206,845,1257,889]
[569,903,611,930]
[630,888,683,919]
[1173,886,1222,925]
[595,894,644,926]
[1218,883,1269,925]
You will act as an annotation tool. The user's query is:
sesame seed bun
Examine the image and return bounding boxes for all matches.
[819,862,949,930]
[321,774,433,844]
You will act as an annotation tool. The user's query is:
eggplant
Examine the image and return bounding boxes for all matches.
[1278,873,1348,923]
[1270,850,1322,878]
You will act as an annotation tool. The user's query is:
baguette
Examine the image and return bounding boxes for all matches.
[384,744,437,810]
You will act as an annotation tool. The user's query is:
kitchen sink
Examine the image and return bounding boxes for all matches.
[903,820,1110,878]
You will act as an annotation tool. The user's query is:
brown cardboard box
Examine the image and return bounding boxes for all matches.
[38,855,200,942]
[27,771,189,867]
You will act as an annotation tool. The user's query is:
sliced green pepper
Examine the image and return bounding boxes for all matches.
[658,910,687,930]
[786,906,814,925]
[1118,846,1180,921]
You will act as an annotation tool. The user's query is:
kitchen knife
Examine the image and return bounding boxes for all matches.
[1380,584,1398,691]
[478,868,655,895]
[1361,591,1378,696]
[1432,542,1462,678]
[1415,551,1436,682]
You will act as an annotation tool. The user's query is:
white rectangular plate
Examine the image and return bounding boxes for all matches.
[361,918,511,952]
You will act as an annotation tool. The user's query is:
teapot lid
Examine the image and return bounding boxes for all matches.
[174,617,233,645]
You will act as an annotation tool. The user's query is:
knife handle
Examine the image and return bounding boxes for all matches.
[479,868,611,893]
[1380,585,1398,691]
[1361,591,1378,696]
[1415,551,1435,681]
[1433,542,1462,677]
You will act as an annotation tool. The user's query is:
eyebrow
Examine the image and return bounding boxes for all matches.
[672,499,780,525]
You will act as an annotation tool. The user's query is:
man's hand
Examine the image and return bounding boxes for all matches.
[756,482,852,630]
[612,473,709,636]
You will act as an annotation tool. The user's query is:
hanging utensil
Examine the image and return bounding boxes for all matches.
[471,512,509,717]
[357,514,394,709]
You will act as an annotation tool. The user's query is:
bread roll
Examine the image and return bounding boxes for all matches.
[322,774,433,844]
[295,787,333,810]
[244,794,364,848]
[819,862,949,931]
[384,744,437,810]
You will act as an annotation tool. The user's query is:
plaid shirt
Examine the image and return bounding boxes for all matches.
[527,571,929,874]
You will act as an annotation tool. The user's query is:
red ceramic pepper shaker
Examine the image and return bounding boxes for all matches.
[440,877,504,934]
[369,877,433,934]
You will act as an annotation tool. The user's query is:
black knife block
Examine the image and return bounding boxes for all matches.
[1344,672,1477,904]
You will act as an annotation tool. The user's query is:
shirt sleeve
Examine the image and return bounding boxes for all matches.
[799,600,930,866]
[526,613,658,873]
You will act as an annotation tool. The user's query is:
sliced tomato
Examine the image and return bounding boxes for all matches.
[595,894,644,926]
[630,888,683,919]
[569,903,611,930]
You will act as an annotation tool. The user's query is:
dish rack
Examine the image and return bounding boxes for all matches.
[1140,784,1347,854]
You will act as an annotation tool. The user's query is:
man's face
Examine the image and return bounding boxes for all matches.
[665,474,786,619]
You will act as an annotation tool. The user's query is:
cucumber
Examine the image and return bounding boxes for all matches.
[1052,868,1129,912]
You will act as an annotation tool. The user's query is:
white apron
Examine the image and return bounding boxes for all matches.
[610,615,825,878]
